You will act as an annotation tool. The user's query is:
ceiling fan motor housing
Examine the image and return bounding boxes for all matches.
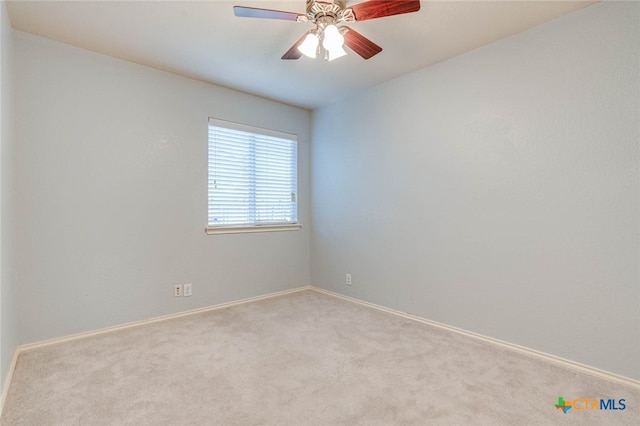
[300,0,355,24]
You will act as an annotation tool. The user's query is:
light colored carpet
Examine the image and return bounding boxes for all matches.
[1,289,638,425]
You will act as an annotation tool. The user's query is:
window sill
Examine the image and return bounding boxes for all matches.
[205,223,302,235]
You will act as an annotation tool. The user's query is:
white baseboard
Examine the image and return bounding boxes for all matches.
[0,348,19,419]
[19,285,312,352]
[310,286,640,390]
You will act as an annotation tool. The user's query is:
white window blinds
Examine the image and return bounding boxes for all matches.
[207,118,298,232]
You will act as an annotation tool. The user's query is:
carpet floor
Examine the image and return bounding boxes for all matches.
[1,289,638,425]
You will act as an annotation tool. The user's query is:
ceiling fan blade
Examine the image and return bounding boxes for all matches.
[233,6,303,21]
[281,32,310,60]
[343,27,382,60]
[350,0,420,21]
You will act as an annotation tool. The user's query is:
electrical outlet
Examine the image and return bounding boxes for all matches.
[174,284,183,297]
[184,283,192,297]
[345,273,352,286]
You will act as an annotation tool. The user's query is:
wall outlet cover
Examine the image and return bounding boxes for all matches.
[174,284,183,297]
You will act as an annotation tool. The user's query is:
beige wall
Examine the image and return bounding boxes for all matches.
[1,0,17,387]
[311,1,640,380]
[13,31,311,344]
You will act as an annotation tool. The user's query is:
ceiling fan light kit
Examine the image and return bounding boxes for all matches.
[233,0,421,61]
[298,31,319,58]
[296,21,346,61]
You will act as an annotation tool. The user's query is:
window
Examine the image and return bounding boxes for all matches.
[207,118,300,234]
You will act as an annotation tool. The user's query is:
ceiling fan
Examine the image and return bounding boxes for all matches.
[233,0,421,61]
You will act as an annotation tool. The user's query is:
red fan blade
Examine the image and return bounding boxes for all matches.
[350,0,420,21]
[281,32,310,60]
[233,6,303,21]
[343,27,382,60]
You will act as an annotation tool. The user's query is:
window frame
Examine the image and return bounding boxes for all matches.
[206,118,301,235]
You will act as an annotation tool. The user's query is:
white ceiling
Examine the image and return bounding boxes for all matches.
[6,0,596,109]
